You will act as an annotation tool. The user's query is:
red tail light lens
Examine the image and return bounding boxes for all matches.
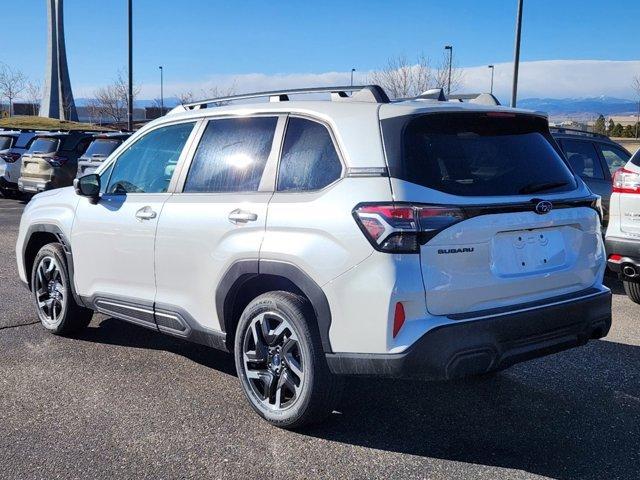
[353,203,465,253]
[613,168,640,194]
[393,302,405,338]
[1,152,21,163]
[46,156,68,167]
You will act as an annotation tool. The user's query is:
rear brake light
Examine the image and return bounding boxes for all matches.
[353,203,465,253]
[46,156,68,167]
[612,168,640,194]
[1,152,20,163]
[608,254,622,263]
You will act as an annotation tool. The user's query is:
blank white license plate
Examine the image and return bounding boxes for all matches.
[493,229,566,276]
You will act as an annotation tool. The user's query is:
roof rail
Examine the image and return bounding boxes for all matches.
[448,93,501,106]
[549,126,608,139]
[170,85,390,114]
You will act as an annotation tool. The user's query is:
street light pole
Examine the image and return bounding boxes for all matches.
[159,66,164,114]
[127,0,133,131]
[444,45,453,95]
[511,0,524,107]
[488,65,495,95]
[350,68,355,87]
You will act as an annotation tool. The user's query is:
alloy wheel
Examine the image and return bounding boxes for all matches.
[34,256,66,326]
[242,311,305,410]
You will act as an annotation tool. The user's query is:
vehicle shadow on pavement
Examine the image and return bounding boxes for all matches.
[308,338,640,480]
[76,317,237,377]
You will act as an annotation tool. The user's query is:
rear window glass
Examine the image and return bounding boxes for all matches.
[393,113,577,196]
[15,133,35,148]
[83,139,121,157]
[28,138,59,154]
[630,150,640,167]
[0,136,14,150]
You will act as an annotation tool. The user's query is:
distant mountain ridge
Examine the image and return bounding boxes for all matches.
[517,96,638,116]
[72,95,639,118]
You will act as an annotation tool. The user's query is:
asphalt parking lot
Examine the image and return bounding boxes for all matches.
[1,195,639,480]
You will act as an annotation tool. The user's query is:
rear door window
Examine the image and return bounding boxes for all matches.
[598,143,630,176]
[27,138,59,154]
[561,140,605,180]
[393,113,576,196]
[184,116,277,193]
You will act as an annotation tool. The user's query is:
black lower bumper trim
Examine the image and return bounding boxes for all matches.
[605,237,640,282]
[326,290,612,379]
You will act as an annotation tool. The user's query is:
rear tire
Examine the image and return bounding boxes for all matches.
[623,281,640,305]
[234,291,342,429]
[31,243,93,335]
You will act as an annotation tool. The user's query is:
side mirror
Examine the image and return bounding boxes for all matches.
[73,173,101,203]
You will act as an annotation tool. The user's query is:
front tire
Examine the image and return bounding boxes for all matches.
[31,243,93,335]
[623,280,640,305]
[234,291,342,429]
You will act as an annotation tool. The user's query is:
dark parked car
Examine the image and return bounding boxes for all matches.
[18,131,97,193]
[551,127,632,226]
[76,132,131,177]
[0,130,41,196]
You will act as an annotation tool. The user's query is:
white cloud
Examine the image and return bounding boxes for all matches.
[73,59,640,101]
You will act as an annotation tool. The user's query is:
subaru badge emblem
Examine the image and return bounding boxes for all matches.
[534,200,553,215]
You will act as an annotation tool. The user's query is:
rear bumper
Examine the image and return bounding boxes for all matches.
[606,236,640,281]
[326,288,612,379]
[18,177,53,193]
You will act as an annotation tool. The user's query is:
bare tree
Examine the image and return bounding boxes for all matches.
[176,82,236,107]
[368,54,433,99]
[24,80,42,115]
[433,51,465,94]
[89,71,140,124]
[0,64,27,116]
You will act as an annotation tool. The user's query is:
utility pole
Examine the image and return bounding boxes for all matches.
[488,65,495,95]
[636,99,639,139]
[127,0,133,131]
[444,45,453,94]
[511,0,524,107]
[159,66,164,115]
[350,68,355,87]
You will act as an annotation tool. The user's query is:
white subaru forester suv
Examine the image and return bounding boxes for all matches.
[16,86,612,428]
[606,149,640,303]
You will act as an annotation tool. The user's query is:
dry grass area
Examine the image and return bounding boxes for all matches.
[612,138,640,154]
[0,116,111,132]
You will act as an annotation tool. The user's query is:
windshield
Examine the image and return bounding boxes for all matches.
[0,136,14,150]
[390,112,577,196]
[83,139,121,158]
[27,138,60,154]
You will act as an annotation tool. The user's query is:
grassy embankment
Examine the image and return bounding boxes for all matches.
[0,116,111,131]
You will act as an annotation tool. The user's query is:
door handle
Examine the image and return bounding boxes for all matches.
[135,206,157,221]
[228,209,258,223]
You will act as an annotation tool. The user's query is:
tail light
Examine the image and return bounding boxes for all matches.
[392,302,405,338]
[353,203,465,253]
[1,152,21,163]
[613,168,640,194]
[46,156,68,167]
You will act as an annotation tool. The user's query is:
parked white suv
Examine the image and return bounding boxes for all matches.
[606,150,640,303]
[16,86,612,428]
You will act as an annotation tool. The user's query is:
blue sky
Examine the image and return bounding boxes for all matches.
[2,0,639,100]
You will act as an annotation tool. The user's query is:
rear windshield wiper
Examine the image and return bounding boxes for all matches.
[518,181,568,194]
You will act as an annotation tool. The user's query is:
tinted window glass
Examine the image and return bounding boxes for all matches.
[28,138,59,154]
[396,113,576,196]
[184,117,277,193]
[598,144,630,176]
[15,133,35,149]
[561,140,605,179]
[99,162,114,194]
[107,122,194,194]
[277,118,342,191]
[84,139,121,158]
[631,150,640,167]
[0,136,14,150]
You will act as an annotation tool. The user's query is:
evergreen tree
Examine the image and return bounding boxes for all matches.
[607,119,615,135]
[611,123,624,137]
[594,114,606,134]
